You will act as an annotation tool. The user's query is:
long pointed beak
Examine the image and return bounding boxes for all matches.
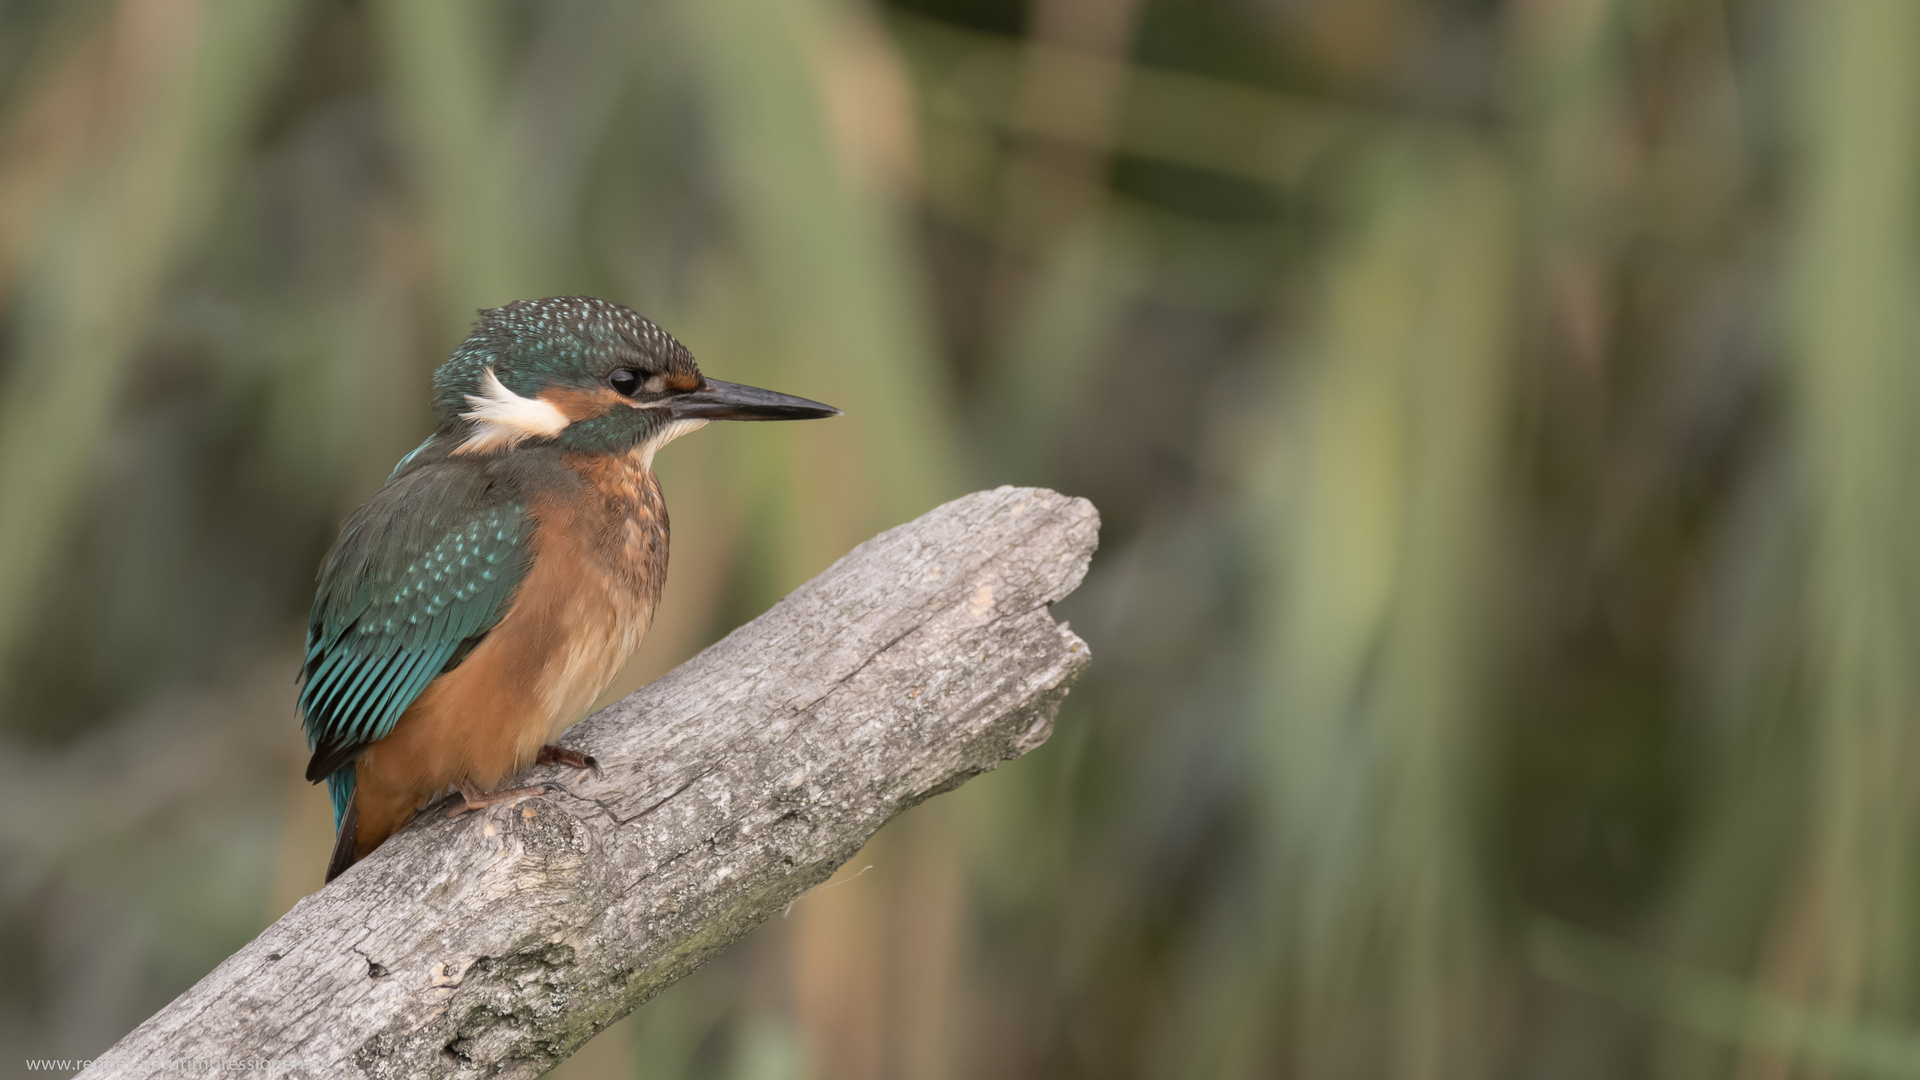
[664,378,841,421]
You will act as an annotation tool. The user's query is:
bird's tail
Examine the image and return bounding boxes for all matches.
[326,766,355,828]
[325,768,360,883]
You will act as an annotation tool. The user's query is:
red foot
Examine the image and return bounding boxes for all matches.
[537,744,601,775]
[444,780,559,818]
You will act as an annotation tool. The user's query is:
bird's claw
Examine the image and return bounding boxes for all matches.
[536,744,601,776]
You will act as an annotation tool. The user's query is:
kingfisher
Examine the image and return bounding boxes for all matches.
[299,296,837,882]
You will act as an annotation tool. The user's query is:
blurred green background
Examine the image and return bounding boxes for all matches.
[2,0,1918,1076]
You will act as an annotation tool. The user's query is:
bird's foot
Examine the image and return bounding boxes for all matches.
[537,744,602,776]
[445,780,562,818]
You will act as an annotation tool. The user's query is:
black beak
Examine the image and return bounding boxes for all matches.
[664,378,841,421]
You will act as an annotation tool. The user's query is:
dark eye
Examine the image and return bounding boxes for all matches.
[608,368,642,396]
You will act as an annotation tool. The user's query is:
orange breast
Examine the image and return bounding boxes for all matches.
[349,450,669,855]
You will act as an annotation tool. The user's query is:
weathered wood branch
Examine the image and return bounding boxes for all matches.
[81,487,1097,1080]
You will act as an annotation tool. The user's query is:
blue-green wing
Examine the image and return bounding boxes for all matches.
[299,460,534,825]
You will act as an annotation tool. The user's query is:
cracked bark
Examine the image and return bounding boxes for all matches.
[80,487,1097,1080]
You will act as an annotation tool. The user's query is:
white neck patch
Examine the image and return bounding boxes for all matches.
[457,368,571,455]
[635,418,709,472]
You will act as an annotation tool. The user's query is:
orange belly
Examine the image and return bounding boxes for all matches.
[350,453,668,860]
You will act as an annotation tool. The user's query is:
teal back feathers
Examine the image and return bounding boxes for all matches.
[300,449,538,825]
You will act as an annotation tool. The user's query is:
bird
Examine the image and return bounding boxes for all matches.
[299,296,838,882]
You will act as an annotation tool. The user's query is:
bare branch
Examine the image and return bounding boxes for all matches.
[81,487,1098,1080]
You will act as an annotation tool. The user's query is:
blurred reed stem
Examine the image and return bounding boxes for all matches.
[0,0,302,702]
[673,0,960,546]
[370,0,541,326]
[1535,916,1920,1077]
[888,8,1382,216]
[1765,0,1920,1065]
[1190,143,1515,1079]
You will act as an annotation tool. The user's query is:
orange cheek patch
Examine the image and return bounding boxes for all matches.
[665,371,701,392]
[539,386,620,422]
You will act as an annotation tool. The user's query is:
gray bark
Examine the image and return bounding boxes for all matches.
[80,486,1097,1080]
